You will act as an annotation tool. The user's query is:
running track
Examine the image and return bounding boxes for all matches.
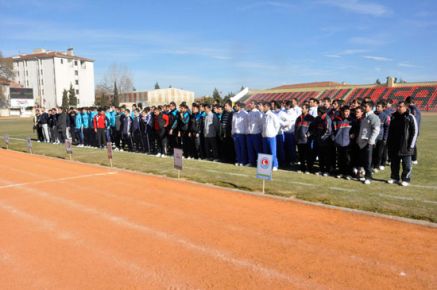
[0,149,435,289]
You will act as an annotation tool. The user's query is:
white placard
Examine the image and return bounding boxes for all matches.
[173,148,183,171]
[256,153,273,181]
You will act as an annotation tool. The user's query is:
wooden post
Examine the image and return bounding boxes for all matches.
[262,179,265,194]
[109,158,113,168]
[178,170,181,179]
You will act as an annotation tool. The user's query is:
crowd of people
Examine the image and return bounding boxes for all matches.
[33,95,421,186]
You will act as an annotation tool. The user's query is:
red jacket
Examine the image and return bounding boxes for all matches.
[93,114,106,129]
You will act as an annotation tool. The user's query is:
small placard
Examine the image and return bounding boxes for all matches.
[256,154,273,181]
[65,139,73,154]
[106,142,113,159]
[173,148,183,170]
[26,137,32,151]
[3,134,9,145]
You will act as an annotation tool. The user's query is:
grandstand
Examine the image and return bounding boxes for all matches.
[242,78,437,111]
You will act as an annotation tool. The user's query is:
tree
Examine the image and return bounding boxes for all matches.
[0,51,15,109]
[154,82,160,89]
[212,88,221,102]
[375,79,381,85]
[68,84,77,107]
[240,86,245,91]
[112,81,120,107]
[62,89,69,109]
[223,92,235,103]
[0,51,14,80]
[99,63,134,96]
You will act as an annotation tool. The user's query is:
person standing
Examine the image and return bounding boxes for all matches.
[295,104,315,173]
[231,102,248,166]
[332,106,353,179]
[153,106,169,157]
[82,108,90,146]
[246,100,264,167]
[405,96,421,165]
[357,101,380,184]
[93,109,107,149]
[75,109,84,147]
[387,101,418,186]
[261,102,281,171]
[220,101,234,163]
[40,108,50,143]
[203,104,220,161]
[56,108,68,143]
[373,101,390,171]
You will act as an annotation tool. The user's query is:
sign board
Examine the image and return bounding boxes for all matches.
[26,137,32,152]
[173,148,183,170]
[65,139,73,154]
[3,134,9,145]
[256,154,273,181]
[10,88,35,108]
[106,142,113,159]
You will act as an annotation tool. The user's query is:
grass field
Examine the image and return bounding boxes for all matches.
[1,115,436,222]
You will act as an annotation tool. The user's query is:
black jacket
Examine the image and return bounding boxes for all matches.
[56,112,69,130]
[387,110,418,156]
[220,110,233,139]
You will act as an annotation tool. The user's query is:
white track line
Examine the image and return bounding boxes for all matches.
[8,184,323,290]
[0,172,117,189]
[0,201,188,289]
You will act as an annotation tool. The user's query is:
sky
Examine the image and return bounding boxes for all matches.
[1,0,437,96]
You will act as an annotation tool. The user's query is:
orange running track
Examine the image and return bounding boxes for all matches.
[0,149,436,289]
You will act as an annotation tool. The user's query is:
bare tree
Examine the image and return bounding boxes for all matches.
[99,63,134,95]
[0,51,15,80]
[0,51,15,108]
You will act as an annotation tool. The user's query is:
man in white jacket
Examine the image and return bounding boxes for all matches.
[246,100,264,167]
[272,101,291,168]
[262,102,281,171]
[284,100,299,165]
[232,102,249,166]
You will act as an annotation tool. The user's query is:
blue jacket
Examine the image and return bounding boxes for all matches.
[295,114,314,144]
[75,113,83,129]
[89,111,98,128]
[333,116,352,147]
[82,113,89,129]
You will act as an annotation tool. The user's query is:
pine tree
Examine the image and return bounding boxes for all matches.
[212,88,221,102]
[68,84,77,107]
[376,79,381,85]
[62,89,69,109]
[154,82,160,89]
[240,86,245,91]
[113,81,120,107]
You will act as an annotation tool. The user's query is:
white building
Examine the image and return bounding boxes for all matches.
[12,48,95,108]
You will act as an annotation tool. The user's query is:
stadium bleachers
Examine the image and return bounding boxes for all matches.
[246,85,437,111]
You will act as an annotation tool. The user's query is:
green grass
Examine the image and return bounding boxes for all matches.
[1,115,437,222]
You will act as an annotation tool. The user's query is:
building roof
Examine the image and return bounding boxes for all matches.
[270,81,345,90]
[11,50,94,62]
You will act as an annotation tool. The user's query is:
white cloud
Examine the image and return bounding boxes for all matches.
[324,48,368,58]
[398,63,422,69]
[239,1,296,11]
[318,0,390,17]
[362,55,393,62]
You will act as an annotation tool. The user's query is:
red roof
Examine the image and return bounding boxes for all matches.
[271,81,344,90]
[12,51,94,62]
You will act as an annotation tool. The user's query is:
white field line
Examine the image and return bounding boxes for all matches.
[376,193,437,205]
[329,187,357,192]
[0,201,188,289]
[0,172,117,189]
[7,184,323,290]
[2,142,437,190]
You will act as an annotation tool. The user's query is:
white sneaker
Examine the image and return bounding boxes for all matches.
[352,167,358,176]
[363,179,371,185]
[273,167,278,171]
[373,168,379,173]
[412,160,418,165]
[161,155,167,158]
[322,173,329,177]
[387,179,397,184]
[156,153,162,157]
[336,174,343,179]
[379,166,385,171]
[345,175,352,180]
[400,181,410,187]
[235,163,239,166]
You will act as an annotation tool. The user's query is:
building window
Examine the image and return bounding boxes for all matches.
[75,70,78,76]
[40,69,43,75]
[74,60,78,66]
[76,89,79,95]
[41,79,44,86]
[61,59,64,64]
[26,70,28,76]
[75,80,79,85]
[42,89,44,96]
